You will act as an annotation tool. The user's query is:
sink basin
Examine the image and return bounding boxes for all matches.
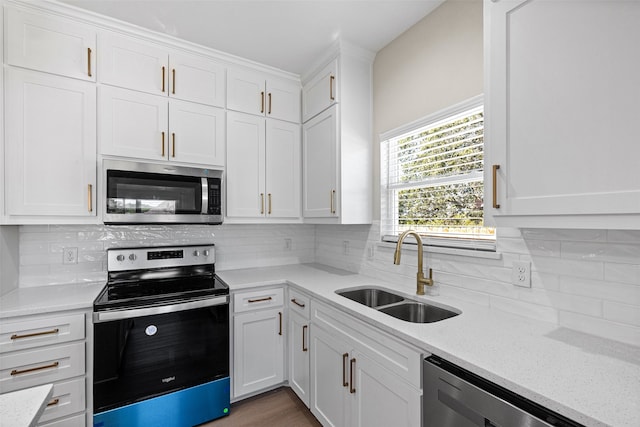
[378,302,459,323]
[336,288,404,308]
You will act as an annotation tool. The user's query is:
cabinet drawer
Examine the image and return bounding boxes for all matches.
[0,342,85,393]
[38,377,85,424]
[0,314,85,354]
[233,287,284,313]
[288,289,310,319]
[311,300,421,389]
[39,412,85,427]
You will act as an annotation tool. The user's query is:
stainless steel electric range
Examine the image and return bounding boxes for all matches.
[92,244,230,427]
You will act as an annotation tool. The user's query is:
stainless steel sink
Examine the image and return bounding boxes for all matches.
[336,288,404,308]
[335,287,461,323]
[378,302,459,323]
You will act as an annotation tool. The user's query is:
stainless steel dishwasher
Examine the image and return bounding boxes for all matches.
[423,355,585,427]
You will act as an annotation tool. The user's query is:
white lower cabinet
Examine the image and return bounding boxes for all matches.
[233,288,285,399]
[0,311,88,426]
[288,290,311,407]
[309,300,422,427]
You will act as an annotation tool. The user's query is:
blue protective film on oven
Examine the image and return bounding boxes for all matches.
[93,377,230,427]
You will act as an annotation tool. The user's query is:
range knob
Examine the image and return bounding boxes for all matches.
[203,250,210,257]
[129,254,137,261]
[116,254,125,262]
[193,250,200,257]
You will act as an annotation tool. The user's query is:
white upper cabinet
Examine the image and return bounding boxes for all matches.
[226,111,300,220]
[99,86,225,167]
[301,44,374,224]
[5,68,96,217]
[227,68,300,123]
[484,0,640,229]
[5,8,96,81]
[302,59,337,122]
[99,31,226,107]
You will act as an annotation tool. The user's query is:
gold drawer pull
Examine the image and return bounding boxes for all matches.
[330,75,335,100]
[88,184,93,212]
[172,133,176,158]
[248,296,272,303]
[260,193,265,214]
[162,66,166,92]
[172,69,176,94]
[87,48,92,77]
[161,132,165,157]
[278,312,282,336]
[342,353,349,387]
[261,91,265,113]
[268,93,272,114]
[11,361,59,376]
[11,328,59,340]
[268,193,272,215]
[290,298,305,308]
[47,398,60,407]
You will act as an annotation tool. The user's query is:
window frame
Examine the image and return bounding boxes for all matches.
[380,94,495,252]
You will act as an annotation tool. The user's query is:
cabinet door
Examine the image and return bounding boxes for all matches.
[350,351,421,427]
[302,59,337,122]
[266,120,301,218]
[226,112,266,218]
[288,311,310,407]
[169,53,226,107]
[266,77,301,123]
[486,0,640,224]
[310,326,350,427]
[98,31,168,95]
[227,68,265,116]
[6,8,96,81]
[5,69,96,216]
[303,105,338,218]
[99,86,168,161]
[233,309,284,398]
[169,100,225,167]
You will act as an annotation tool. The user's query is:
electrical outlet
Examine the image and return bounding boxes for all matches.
[343,240,350,255]
[284,238,292,251]
[511,261,531,287]
[63,247,78,265]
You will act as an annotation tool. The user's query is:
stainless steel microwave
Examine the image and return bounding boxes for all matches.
[102,160,223,224]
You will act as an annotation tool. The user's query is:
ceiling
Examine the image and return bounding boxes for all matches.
[60,0,445,75]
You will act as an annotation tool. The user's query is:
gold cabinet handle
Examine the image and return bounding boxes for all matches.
[162,66,166,92]
[248,296,272,303]
[260,193,265,214]
[260,91,265,113]
[11,361,59,376]
[330,75,335,101]
[161,131,165,157]
[342,353,349,387]
[492,164,500,209]
[11,328,59,340]
[47,398,60,407]
[349,358,356,394]
[172,133,176,158]
[88,184,93,212]
[330,189,336,214]
[290,298,305,308]
[302,325,308,352]
[268,93,272,115]
[278,311,282,336]
[87,48,92,77]
[268,193,272,215]
[172,69,176,94]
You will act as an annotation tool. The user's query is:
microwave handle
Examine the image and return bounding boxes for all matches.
[201,178,209,214]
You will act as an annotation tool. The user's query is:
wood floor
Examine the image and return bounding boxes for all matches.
[202,387,322,427]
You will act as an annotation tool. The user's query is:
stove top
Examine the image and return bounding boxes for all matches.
[94,244,228,312]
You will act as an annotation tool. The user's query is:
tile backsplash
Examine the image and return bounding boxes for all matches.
[15,222,640,346]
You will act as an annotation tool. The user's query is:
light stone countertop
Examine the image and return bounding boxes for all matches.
[0,384,53,427]
[217,263,640,427]
[0,282,105,319]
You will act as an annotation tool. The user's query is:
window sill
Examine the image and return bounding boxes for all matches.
[376,241,502,260]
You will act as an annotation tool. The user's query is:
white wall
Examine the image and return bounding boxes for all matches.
[0,225,19,295]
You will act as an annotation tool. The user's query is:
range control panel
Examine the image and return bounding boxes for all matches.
[107,245,215,271]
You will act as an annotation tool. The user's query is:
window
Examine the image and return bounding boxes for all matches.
[381,96,495,251]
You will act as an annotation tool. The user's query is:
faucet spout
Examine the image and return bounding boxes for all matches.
[393,230,433,295]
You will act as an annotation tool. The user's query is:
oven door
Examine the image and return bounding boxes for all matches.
[93,298,229,414]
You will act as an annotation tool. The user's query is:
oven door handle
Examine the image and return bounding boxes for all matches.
[93,295,229,323]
